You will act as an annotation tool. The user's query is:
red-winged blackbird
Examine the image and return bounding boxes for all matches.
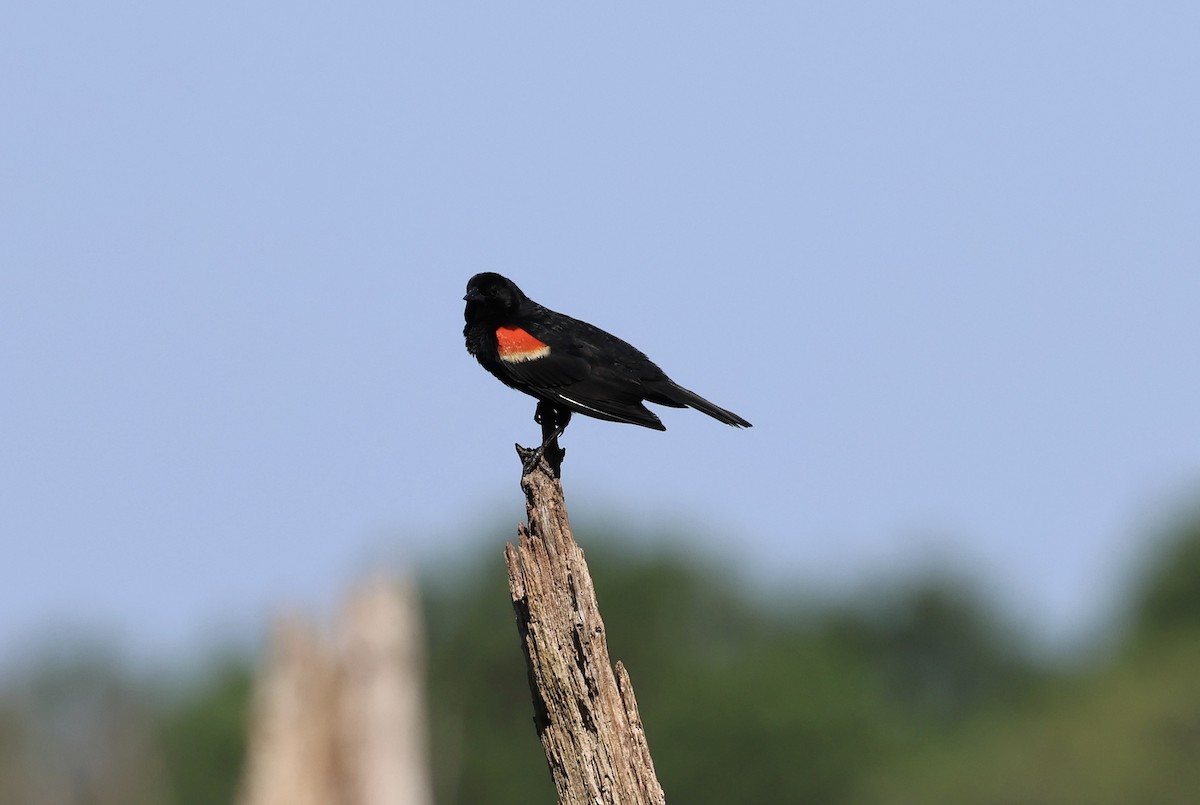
[463,273,751,442]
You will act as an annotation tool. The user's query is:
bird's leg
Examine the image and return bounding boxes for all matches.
[525,401,570,476]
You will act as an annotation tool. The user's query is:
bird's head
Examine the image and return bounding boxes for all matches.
[463,272,528,322]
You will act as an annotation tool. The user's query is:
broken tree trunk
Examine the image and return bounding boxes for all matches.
[238,577,433,805]
[504,447,666,805]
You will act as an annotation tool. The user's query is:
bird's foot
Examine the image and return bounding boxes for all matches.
[519,427,566,477]
[526,401,570,477]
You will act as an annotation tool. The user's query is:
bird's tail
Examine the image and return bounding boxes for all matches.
[655,381,752,428]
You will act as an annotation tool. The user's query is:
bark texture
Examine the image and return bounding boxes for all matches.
[504,446,666,805]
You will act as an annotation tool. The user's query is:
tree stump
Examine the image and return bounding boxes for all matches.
[504,447,665,805]
[238,577,432,805]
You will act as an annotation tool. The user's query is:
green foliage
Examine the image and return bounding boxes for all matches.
[422,542,1033,805]
[1130,511,1200,640]
[423,555,557,805]
[833,578,1038,727]
[0,646,171,805]
[863,511,1200,804]
[155,657,252,805]
[4,508,1200,803]
[862,637,1200,804]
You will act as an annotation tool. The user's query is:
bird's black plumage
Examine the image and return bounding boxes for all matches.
[463,272,751,434]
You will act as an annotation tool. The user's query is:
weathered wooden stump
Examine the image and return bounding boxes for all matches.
[505,446,665,805]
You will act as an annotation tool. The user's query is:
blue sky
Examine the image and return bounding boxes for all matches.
[2,4,1198,661]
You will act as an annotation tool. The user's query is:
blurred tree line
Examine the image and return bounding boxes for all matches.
[2,509,1199,804]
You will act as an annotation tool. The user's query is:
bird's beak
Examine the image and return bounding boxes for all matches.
[463,289,486,303]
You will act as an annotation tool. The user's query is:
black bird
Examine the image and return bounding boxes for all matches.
[463,273,751,448]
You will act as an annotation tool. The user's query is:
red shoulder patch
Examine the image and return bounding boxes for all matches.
[496,326,550,362]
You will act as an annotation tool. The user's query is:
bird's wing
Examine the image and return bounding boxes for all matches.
[498,349,590,392]
[499,349,665,429]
